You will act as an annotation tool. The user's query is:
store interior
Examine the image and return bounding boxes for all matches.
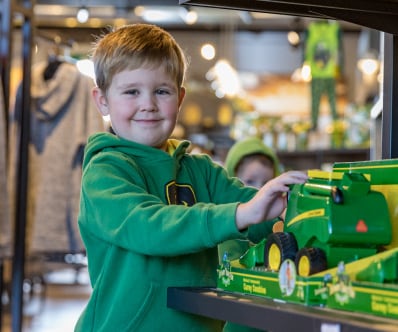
[0,1,395,331]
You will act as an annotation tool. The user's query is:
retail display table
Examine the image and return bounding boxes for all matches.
[167,287,398,332]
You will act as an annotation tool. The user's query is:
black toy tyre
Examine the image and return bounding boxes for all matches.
[295,247,327,276]
[264,232,298,272]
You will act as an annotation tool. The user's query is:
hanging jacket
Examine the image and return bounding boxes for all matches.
[13,60,105,255]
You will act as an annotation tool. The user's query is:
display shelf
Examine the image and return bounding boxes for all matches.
[277,148,370,170]
[167,287,398,332]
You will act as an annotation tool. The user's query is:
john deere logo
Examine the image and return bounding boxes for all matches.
[286,209,325,227]
[165,181,196,206]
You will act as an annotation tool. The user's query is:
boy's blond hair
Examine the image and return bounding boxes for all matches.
[91,24,188,93]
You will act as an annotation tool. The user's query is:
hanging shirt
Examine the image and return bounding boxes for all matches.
[305,20,342,79]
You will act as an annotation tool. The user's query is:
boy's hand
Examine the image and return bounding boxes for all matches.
[235,171,308,231]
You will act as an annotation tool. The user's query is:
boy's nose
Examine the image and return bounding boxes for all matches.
[140,95,157,112]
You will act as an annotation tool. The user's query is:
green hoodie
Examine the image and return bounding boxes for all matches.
[75,132,272,332]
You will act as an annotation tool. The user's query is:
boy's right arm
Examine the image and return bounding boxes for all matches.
[235,170,307,231]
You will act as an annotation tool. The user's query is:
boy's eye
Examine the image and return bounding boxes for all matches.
[125,89,139,95]
[245,179,255,186]
[156,88,170,95]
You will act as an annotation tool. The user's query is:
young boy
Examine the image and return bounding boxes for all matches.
[219,137,283,262]
[75,23,307,332]
[225,136,282,189]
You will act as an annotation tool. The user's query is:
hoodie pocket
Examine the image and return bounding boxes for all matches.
[124,281,159,331]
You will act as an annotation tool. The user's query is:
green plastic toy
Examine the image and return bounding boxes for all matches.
[239,170,392,277]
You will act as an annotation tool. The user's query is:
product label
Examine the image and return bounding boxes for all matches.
[371,295,398,316]
[242,277,267,295]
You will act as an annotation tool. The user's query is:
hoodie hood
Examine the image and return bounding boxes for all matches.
[31,61,83,120]
[83,132,190,170]
[224,137,281,177]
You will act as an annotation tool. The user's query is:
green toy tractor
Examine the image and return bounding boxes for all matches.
[239,170,392,277]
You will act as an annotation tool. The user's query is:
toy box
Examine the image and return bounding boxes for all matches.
[217,249,398,319]
[333,158,398,248]
[217,258,327,306]
[325,248,398,319]
[217,164,398,319]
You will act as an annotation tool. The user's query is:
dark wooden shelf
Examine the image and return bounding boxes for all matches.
[167,287,398,332]
[180,0,398,35]
[277,148,370,170]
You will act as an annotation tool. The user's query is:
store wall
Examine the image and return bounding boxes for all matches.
[235,31,302,74]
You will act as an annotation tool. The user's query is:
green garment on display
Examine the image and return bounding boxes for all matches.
[75,132,275,332]
[305,20,342,128]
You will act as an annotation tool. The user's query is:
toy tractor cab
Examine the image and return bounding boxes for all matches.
[240,170,391,277]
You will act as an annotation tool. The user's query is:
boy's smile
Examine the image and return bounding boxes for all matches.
[92,64,185,149]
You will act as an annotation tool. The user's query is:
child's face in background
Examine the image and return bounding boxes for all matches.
[93,64,185,149]
[236,158,274,189]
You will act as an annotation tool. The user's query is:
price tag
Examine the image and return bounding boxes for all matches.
[321,323,340,332]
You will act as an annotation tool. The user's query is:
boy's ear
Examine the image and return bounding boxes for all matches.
[178,87,186,108]
[92,87,109,116]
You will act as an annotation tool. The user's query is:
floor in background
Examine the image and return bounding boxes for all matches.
[3,268,91,332]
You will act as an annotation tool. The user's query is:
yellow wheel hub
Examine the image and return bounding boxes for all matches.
[268,243,282,271]
[298,255,310,276]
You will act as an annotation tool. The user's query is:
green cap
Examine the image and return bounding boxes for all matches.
[224,137,281,177]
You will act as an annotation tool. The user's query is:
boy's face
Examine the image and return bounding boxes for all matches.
[93,64,185,149]
[236,159,275,189]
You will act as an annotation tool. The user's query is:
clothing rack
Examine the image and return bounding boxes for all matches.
[0,2,13,330]
[0,1,34,331]
[0,0,12,159]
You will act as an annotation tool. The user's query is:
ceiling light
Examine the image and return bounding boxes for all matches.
[76,6,89,23]
[287,31,300,47]
[201,43,216,60]
[357,52,380,76]
[180,6,198,25]
[134,6,145,17]
[184,10,198,25]
[207,59,242,98]
[142,9,175,22]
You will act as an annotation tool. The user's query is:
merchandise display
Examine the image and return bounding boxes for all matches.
[218,160,398,319]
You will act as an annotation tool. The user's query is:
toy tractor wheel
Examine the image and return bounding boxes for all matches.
[264,232,298,272]
[295,247,327,277]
